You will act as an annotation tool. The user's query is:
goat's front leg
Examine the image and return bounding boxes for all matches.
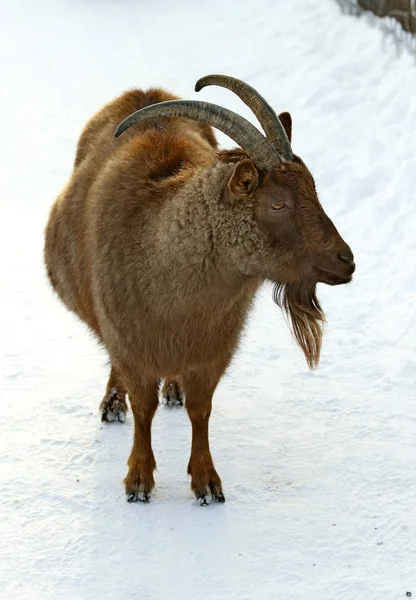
[121,374,159,502]
[183,368,225,505]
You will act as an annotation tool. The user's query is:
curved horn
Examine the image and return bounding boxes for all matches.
[114,99,280,171]
[195,74,293,161]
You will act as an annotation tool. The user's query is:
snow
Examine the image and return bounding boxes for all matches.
[1,0,416,598]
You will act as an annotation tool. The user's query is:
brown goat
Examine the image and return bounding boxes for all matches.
[44,75,355,505]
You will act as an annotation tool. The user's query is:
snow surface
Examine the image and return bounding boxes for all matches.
[1,0,416,598]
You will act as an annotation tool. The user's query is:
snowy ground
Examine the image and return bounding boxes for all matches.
[1,1,416,598]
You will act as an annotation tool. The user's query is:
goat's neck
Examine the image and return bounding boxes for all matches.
[153,162,259,307]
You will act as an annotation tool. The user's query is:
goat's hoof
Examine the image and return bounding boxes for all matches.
[125,484,152,503]
[213,490,225,503]
[100,388,127,423]
[195,486,225,506]
[161,380,184,407]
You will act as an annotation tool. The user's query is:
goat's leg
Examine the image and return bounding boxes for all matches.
[99,365,128,423]
[184,368,225,505]
[122,375,159,502]
[161,376,184,407]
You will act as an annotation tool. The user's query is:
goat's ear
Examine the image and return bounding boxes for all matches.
[227,158,259,203]
[278,112,292,142]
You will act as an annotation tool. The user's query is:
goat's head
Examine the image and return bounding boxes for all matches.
[114,75,355,368]
[225,152,354,287]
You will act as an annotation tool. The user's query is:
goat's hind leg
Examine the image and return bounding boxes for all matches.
[161,376,184,407]
[100,365,128,423]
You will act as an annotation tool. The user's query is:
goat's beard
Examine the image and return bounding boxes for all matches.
[273,282,325,369]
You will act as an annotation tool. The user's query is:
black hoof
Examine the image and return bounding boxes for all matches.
[213,491,225,503]
[162,380,184,407]
[126,487,151,503]
[101,409,126,423]
[100,389,127,423]
[195,487,225,506]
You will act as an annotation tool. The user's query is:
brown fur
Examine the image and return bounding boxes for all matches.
[44,85,354,503]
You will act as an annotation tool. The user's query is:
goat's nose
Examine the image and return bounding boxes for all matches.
[338,253,354,266]
[338,251,355,273]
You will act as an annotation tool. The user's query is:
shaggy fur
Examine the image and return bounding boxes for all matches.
[44,85,354,504]
[273,282,324,369]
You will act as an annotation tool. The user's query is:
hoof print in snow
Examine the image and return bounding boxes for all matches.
[100,388,127,423]
[161,380,184,407]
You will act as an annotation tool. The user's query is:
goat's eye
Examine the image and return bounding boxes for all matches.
[271,202,285,210]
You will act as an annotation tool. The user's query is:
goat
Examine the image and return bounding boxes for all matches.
[44,74,355,505]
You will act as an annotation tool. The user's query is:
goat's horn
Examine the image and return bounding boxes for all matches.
[195,74,293,162]
[114,99,280,171]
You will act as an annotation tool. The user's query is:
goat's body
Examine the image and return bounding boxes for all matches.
[45,88,259,378]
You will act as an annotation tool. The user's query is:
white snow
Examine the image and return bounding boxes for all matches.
[1,1,416,599]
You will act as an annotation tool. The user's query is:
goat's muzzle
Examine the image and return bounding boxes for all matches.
[314,247,355,286]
